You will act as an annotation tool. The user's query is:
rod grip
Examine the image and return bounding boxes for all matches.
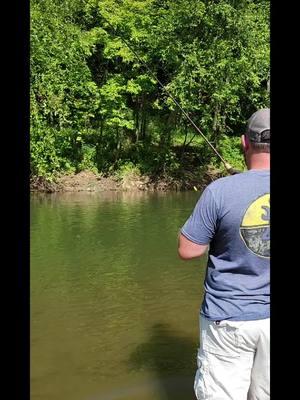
[228,167,242,175]
[224,163,242,175]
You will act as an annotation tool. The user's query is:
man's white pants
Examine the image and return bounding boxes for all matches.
[194,315,270,400]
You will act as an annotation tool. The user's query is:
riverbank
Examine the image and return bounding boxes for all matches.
[30,166,225,193]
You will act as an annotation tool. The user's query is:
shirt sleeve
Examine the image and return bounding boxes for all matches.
[180,186,218,245]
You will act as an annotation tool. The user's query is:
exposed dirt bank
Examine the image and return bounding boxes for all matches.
[30,167,225,193]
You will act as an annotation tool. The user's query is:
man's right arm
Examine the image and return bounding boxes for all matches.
[178,233,208,260]
[178,186,218,261]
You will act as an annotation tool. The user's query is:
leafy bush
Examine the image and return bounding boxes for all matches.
[114,161,141,181]
[78,145,98,173]
[218,135,246,172]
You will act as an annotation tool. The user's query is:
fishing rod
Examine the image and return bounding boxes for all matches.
[101,13,241,175]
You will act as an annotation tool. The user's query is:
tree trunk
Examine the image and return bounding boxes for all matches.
[135,106,139,143]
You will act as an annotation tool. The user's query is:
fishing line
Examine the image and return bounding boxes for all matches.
[100,11,240,175]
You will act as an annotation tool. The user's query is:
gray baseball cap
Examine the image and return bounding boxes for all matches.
[246,108,270,143]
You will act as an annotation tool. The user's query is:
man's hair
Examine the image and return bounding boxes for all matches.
[250,141,270,153]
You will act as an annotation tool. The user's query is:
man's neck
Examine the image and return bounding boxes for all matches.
[247,153,270,170]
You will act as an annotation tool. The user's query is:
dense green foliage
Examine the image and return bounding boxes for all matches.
[31,0,270,179]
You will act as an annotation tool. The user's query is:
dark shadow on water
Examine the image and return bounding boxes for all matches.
[128,323,198,400]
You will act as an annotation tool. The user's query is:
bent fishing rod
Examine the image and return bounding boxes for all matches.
[101,14,241,175]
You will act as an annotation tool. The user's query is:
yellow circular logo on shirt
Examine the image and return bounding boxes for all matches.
[240,194,270,258]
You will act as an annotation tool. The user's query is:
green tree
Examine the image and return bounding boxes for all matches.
[30,0,270,180]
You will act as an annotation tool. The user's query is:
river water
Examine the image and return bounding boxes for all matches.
[30,191,207,400]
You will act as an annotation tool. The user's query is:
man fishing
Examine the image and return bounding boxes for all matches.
[178,108,270,400]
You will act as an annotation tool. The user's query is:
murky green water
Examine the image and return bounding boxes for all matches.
[31,191,206,400]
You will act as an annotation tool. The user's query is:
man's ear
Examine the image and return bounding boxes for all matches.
[241,134,249,152]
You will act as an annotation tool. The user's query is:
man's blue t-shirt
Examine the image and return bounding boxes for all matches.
[181,169,270,321]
